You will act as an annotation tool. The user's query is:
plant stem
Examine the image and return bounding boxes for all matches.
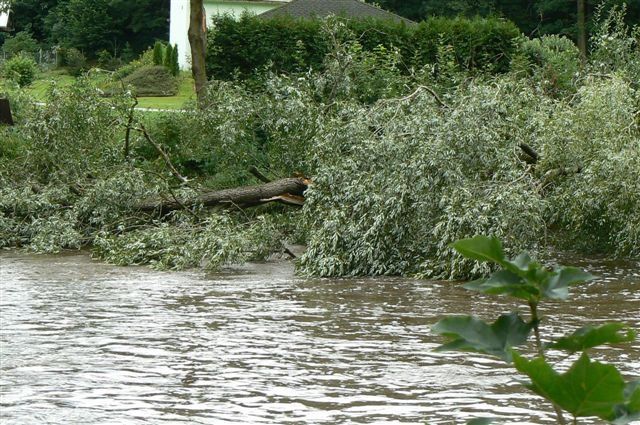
[528,300,567,425]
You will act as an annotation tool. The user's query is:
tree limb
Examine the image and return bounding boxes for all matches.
[137,177,309,214]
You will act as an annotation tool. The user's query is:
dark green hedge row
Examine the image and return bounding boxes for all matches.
[206,14,521,80]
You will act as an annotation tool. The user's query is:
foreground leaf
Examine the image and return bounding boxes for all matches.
[547,323,637,353]
[433,313,533,361]
[463,269,539,301]
[513,352,625,419]
[611,381,640,424]
[541,267,595,300]
[451,235,506,266]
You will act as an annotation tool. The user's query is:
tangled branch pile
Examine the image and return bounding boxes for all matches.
[1,13,638,278]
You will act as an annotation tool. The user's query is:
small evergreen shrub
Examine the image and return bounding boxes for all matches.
[120,65,178,97]
[2,54,37,87]
[153,41,165,66]
[170,44,179,76]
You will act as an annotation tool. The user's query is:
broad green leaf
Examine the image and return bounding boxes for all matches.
[626,381,640,410]
[541,266,594,300]
[513,352,625,419]
[463,269,539,301]
[451,236,506,265]
[433,313,533,361]
[612,381,640,424]
[547,323,637,353]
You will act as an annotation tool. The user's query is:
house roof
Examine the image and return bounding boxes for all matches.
[258,0,415,25]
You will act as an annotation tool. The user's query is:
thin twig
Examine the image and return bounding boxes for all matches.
[123,97,138,159]
[135,123,189,184]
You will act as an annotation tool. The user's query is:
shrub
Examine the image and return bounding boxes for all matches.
[153,41,165,66]
[163,43,173,69]
[170,44,179,76]
[206,14,520,81]
[2,54,37,87]
[112,46,155,80]
[64,48,87,76]
[515,35,581,96]
[120,65,178,97]
[96,49,122,70]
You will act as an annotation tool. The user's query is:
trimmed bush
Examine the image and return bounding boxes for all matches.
[206,14,521,81]
[121,65,178,97]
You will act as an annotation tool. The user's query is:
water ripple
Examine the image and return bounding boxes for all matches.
[1,252,638,424]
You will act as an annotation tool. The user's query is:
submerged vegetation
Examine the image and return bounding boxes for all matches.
[1,12,639,279]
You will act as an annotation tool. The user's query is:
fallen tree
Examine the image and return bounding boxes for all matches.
[137,177,309,214]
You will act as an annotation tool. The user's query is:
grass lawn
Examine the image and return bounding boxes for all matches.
[24,69,196,110]
[26,70,76,99]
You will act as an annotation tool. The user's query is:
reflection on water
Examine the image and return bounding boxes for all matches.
[1,252,638,424]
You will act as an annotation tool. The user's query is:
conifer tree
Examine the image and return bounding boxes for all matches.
[163,43,173,69]
[170,44,179,76]
[153,41,164,66]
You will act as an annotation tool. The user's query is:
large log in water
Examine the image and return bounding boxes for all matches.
[137,177,309,214]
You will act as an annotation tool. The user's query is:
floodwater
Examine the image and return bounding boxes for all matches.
[1,252,639,424]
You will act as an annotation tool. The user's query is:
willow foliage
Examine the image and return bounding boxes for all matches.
[0,12,638,278]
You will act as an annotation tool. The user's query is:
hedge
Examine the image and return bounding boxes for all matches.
[206,14,521,80]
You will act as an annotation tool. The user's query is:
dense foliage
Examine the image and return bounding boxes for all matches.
[2,53,36,86]
[2,0,169,58]
[372,0,640,39]
[206,14,521,81]
[0,12,638,278]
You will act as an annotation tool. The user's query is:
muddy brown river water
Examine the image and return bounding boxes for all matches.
[1,252,639,424]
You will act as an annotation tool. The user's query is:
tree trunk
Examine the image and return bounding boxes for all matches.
[188,0,208,107]
[577,0,587,61]
[137,178,309,214]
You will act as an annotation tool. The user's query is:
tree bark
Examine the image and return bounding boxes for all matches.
[137,178,309,214]
[188,0,208,107]
[577,0,587,61]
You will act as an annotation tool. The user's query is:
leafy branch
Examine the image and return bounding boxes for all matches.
[433,236,639,424]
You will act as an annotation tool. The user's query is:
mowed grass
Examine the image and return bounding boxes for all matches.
[24,69,196,110]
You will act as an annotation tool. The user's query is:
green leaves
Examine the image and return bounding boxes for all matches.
[433,313,534,361]
[541,266,594,300]
[547,323,637,353]
[451,235,506,265]
[612,381,640,424]
[451,235,594,301]
[514,352,627,420]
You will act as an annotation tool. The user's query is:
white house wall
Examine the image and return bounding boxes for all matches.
[170,0,286,70]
